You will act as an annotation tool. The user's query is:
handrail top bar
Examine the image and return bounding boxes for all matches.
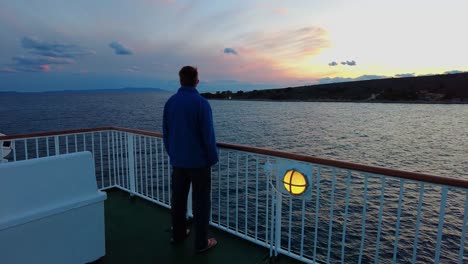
[0,127,115,140]
[1,126,467,189]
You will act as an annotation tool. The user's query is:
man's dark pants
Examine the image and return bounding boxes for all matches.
[171,166,211,250]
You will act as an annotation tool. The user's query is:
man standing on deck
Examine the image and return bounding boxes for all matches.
[163,66,218,253]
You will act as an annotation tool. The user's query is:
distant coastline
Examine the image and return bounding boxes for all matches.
[0,87,168,94]
[202,72,468,104]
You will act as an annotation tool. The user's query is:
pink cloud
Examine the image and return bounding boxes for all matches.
[80,69,89,74]
[132,26,329,85]
[199,47,292,84]
[238,27,330,60]
[200,26,330,84]
[273,7,288,15]
[40,65,50,72]
[0,67,17,73]
[142,0,176,6]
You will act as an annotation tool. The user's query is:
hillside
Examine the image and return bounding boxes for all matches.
[202,73,468,103]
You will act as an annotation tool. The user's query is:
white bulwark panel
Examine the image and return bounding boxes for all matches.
[0,151,107,264]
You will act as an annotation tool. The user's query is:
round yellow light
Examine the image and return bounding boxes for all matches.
[282,169,308,195]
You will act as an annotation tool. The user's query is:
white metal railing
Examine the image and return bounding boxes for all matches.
[1,127,467,264]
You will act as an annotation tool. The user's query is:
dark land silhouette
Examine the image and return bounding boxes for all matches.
[202,72,468,103]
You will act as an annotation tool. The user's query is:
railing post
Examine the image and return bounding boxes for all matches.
[187,185,193,218]
[0,140,4,163]
[274,177,282,257]
[127,133,136,195]
[54,136,60,155]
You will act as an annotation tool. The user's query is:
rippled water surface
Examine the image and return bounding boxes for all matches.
[1,91,468,263]
[1,91,466,179]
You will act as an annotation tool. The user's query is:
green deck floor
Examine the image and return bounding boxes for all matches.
[98,189,301,264]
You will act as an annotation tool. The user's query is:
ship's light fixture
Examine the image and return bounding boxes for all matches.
[282,169,308,195]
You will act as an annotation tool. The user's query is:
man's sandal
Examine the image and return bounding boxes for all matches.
[196,238,217,253]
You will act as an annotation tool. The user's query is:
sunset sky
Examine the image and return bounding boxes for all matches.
[1,0,467,92]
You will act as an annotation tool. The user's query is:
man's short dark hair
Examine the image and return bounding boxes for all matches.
[179,66,198,87]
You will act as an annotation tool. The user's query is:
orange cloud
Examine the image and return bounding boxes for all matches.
[273,7,288,15]
[237,27,330,62]
[210,26,331,83]
[132,26,330,85]
[197,47,296,85]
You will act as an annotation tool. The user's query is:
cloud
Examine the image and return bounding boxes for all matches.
[0,67,17,73]
[21,36,94,58]
[318,77,354,84]
[109,41,133,55]
[142,0,176,6]
[223,48,238,55]
[318,74,386,84]
[124,66,141,73]
[340,60,356,66]
[273,7,288,15]
[1,37,95,73]
[7,65,49,72]
[444,70,464,74]
[12,56,74,66]
[238,26,330,60]
[329,60,356,66]
[395,73,415,78]
[40,65,50,72]
[5,55,75,72]
[185,26,330,84]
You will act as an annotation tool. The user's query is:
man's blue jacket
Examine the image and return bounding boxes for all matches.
[163,86,219,168]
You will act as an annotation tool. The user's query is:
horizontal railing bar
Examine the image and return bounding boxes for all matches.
[113,185,171,210]
[216,142,468,189]
[12,126,461,263]
[100,185,118,191]
[2,126,468,189]
[112,127,163,138]
[0,127,114,140]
